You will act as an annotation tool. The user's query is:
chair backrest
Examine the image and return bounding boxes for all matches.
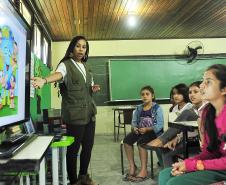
[123,109,134,124]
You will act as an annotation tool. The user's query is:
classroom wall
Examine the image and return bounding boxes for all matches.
[51,38,226,134]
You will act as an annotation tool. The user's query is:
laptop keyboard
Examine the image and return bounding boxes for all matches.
[2,134,28,144]
[0,134,38,159]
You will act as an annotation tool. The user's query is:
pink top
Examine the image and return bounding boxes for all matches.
[184,104,226,172]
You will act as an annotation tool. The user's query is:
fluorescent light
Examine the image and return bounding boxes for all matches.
[128,14,136,27]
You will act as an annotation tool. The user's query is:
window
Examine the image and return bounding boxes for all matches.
[33,24,41,59]
[43,38,49,65]
[20,1,32,25]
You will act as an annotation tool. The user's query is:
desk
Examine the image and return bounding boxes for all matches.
[113,106,135,142]
[51,136,74,185]
[0,136,53,185]
[168,121,198,158]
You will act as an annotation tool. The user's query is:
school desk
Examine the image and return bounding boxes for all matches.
[168,121,198,158]
[0,135,53,185]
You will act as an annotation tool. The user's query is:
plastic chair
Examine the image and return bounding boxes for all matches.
[113,109,134,142]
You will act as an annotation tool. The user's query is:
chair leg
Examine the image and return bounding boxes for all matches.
[114,110,116,142]
[124,123,126,137]
[117,114,121,142]
[150,150,154,179]
[120,142,124,175]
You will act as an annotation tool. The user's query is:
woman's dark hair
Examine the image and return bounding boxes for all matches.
[204,64,226,152]
[60,35,89,63]
[140,85,155,101]
[172,83,190,103]
[189,81,202,88]
[55,36,89,96]
[169,88,175,112]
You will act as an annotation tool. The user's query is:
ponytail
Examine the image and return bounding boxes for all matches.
[204,104,221,152]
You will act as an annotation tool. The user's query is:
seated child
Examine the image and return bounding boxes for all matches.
[144,82,203,167]
[123,85,164,182]
[159,64,226,185]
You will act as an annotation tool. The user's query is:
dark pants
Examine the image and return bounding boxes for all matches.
[66,120,95,184]
[123,130,157,146]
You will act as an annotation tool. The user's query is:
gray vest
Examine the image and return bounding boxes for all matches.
[60,59,97,125]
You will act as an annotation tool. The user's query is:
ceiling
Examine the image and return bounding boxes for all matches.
[32,0,226,41]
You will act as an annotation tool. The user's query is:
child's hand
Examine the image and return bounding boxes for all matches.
[163,136,178,150]
[171,161,186,176]
[133,127,139,134]
[138,127,148,134]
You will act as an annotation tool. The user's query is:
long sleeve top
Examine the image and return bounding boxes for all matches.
[185,104,226,172]
[131,103,164,136]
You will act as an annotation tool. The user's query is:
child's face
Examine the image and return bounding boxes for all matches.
[172,89,184,104]
[200,70,225,102]
[73,39,87,61]
[189,85,202,106]
[141,89,153,104]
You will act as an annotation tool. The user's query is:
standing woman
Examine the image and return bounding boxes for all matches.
[159,64,226,185]
[32,36,100,185]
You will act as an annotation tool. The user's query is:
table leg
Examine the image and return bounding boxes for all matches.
[39,157,46,185]
[20,176,24,185]
[26,175,30,185]
[52,147,59,185]
[62,147,67,185]
[183,131,188,158]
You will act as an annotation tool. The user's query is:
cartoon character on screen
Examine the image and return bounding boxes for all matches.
[0,28,2,45]
[2,66,12,107]
[0,50,3,109]
[11,41,18,75]
[0,70,3,109]
[1,71,7,107]
[1,27,14,107]
[12,41,18,59]
[9,75,15,108]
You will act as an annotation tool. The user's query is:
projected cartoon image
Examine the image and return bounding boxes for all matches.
[0,26,18,115]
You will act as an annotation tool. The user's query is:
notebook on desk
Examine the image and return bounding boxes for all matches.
[171,121,198,127]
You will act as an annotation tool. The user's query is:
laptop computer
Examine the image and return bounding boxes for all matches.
[0,118,38,159]
[24,117,36,135]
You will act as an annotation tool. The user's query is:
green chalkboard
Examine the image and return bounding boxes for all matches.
[87,57,109,105]
[109,58,226,101]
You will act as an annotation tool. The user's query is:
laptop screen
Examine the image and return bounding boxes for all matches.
[24,118,36,134]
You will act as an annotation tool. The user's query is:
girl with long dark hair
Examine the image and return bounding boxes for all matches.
[159,64,226,185]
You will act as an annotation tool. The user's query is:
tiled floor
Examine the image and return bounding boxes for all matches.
[89,135,162,185]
